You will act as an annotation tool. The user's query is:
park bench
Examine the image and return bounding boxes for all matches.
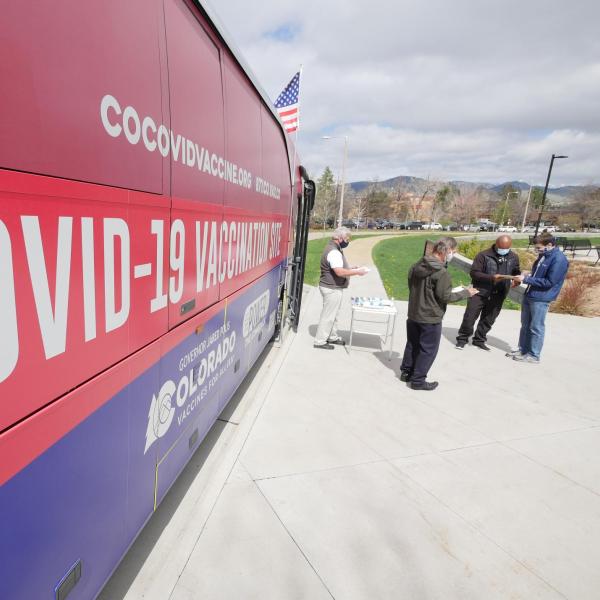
[528,235,568,250]
[554,236,568,250]
[563,238,592,257]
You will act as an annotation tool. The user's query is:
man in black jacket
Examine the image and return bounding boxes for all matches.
[456,235,521,351]
[400,237,478,390]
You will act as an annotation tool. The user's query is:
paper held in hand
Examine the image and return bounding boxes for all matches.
[451,286,466,293]
[358,266,370,273]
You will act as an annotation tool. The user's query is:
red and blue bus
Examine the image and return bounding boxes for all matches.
[0,2,314,598]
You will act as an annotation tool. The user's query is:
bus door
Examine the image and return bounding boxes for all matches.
[287,166,315,331]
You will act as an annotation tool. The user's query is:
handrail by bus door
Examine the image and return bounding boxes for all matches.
[288,167,315,331]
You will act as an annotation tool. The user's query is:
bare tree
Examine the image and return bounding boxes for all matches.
[390,188,412,222]
[351,194,368,224]
[409,176,436,220]
[571,187,600,230]
[450,188,484,227]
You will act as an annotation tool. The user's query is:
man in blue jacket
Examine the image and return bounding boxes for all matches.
[510,232,569,363]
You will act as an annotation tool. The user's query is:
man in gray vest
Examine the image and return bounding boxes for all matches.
[314,227,366,349]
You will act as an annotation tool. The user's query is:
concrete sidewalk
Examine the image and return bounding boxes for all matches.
[101,247,600,600]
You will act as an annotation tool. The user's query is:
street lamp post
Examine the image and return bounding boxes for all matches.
[521,185,534,232]
[501,191,519,226]
[534,154,568,238]
[322,135,348,227]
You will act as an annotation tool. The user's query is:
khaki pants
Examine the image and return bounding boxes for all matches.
[314,286,344,345]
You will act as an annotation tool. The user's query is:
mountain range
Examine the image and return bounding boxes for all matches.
[348,175,593,202]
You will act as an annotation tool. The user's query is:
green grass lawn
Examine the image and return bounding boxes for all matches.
[305,233,599,308]
[304,236,331,286]
[304,234,374,286]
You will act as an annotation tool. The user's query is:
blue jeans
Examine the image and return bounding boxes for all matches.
[518,296,550,359]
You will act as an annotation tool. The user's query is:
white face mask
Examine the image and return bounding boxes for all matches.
[446,251,455,262]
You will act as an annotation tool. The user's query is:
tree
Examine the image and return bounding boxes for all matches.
[351,195,368,224]
[450,190,475,226]
[409,177,436,220]
[364,188,391,220]
[390,189,412,222]
[430,185,453,223]
[570,188,600,230]
[313,167,337,229]
[491,184,520,225]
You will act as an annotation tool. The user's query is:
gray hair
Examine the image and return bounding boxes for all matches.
[432,236,458,254]
[332,227,350,240]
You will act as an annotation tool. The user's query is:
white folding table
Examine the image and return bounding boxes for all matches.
[348,302,397,360]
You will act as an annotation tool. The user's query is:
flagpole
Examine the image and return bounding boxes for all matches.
[290,64,302,186]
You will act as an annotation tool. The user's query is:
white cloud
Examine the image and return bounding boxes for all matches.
[209,0,600,186]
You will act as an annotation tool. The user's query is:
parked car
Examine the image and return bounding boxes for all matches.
[375,219,394,230]
[498,225,517,233]
[541,225,557,233]
[406,221,424,230]
[423,222,443,230]
[392,221,407,230]
[342,219,358,229]
[444,223,459,231]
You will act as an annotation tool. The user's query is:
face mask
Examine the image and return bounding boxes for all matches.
[496,248,510,256]
[339,240,349,249]
[446,252,454,262]
[536,246,551,255]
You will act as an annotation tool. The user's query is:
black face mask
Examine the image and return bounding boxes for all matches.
[339,240,349,249]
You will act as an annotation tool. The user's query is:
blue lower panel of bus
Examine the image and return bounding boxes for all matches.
[0,266,282,600]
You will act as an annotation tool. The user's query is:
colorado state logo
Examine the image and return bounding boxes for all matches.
[144,380,176,454]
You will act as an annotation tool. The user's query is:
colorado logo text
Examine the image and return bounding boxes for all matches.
[144,331,236,453]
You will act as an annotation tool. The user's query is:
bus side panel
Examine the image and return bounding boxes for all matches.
[0,361,136,600]
[152,265,281,504]
[0,172,170,432]
[164,0,226,327]
[0,265,282,600]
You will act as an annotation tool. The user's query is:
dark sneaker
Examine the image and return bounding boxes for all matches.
[314,343,335,350]
[400,370,412,382]
[327,338,346,346]
[410,381,439,391]
[472,341,491,351]
[455,342,466,349]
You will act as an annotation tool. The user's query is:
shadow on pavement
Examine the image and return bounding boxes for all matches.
[307,325,385,350]
[373,350,405,380]
[442,326,513,352]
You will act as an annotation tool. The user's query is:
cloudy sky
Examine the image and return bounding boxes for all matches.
[211,0,599,187]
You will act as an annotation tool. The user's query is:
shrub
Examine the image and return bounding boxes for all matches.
[457,239,537,269]
[457,238,488,259]
[552,268,600,316]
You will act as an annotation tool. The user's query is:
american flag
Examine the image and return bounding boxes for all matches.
[275,71,300,134]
